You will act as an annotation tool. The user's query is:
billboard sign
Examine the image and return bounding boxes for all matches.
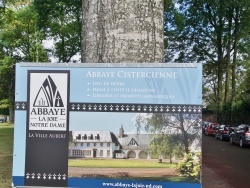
[13,63,202,188]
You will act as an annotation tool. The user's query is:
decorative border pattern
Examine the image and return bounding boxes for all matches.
[15,102,28,110]
[25,172,67,181]
[69,103,202,114]
[16,102,202,114]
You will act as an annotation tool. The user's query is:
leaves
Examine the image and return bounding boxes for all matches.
[176,151,201,178]
[33,0,82,62]
[165,0,250,122]
[0,1,49,120]
[135,113,202,161]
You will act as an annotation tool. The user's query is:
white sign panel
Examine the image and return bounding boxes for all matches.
[29,72,68,131]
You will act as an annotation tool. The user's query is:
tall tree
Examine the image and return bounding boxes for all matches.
[0,57,15,122]
[0,2,49,121]
[165,0,250,121]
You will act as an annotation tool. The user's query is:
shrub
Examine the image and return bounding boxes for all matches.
[176,151,201,179]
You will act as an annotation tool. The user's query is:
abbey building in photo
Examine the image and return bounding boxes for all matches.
[68,126,152,159]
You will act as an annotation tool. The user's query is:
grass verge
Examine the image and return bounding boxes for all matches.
[0,123,14,188]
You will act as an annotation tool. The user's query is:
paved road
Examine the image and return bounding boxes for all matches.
[202,134,250,188]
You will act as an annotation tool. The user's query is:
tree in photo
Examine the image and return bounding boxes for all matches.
[135,113,201,156]
[150,133,184,163]
[135,113,202,178]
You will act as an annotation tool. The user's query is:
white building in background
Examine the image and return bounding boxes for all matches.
[69,130,120,158]
[69,125,201,159]
[69,126,153,159]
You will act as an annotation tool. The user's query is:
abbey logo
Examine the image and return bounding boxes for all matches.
[28,72,69,131]
[33,75,64,107]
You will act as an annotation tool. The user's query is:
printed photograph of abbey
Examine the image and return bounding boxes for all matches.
[68,113,202,181]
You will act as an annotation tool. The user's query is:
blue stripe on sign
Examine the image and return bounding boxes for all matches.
[68,177,201,188]
[12,176,24,186]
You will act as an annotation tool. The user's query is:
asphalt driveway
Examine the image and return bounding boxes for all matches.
[202,134,250,188]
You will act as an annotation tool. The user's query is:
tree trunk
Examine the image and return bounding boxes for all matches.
[231,7,239,105]
[82,0,164,63]
[224,10,233,104]
[215,12,224,120]
[179,114,189,154]
[231,7,239,124]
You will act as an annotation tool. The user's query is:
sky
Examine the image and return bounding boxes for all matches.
[69,112,146,134]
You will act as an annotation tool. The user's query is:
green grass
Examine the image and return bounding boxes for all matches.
[69,158,176,168]
[0,123,14,188]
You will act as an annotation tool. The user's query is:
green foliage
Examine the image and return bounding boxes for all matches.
[0,56,15,121]
[0,1,51,120]
[136,113,201,157]
[0,99,9,112]
[0,57,15,107]
[206,59,250,124]
[150,134,184,163]
[173,145,185,159]
[33,0,82,62]
[0,5,49,62]
[176,151,201,179]
[164,0,250,122]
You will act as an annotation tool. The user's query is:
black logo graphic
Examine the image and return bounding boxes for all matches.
[33,75,64,107]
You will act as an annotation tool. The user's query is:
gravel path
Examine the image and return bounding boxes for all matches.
[68,167,179,178]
